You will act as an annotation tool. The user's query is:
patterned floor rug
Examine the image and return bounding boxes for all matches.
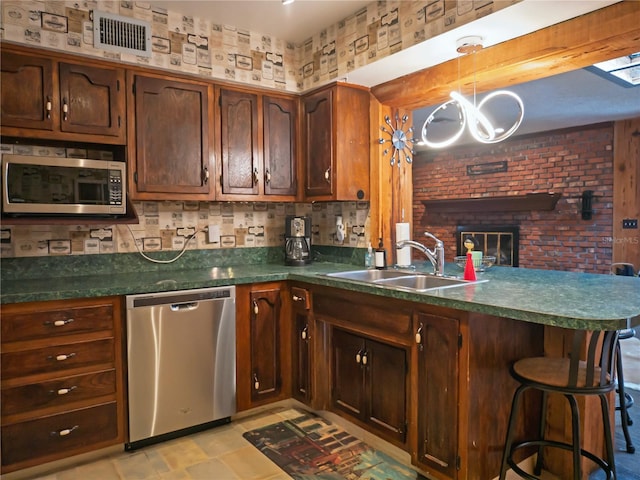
[243,408,426,480]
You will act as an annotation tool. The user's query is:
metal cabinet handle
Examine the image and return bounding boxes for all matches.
[253,373,260,390]
[62,98,68,121]
[355,349,362,364]
[46,97,52,119]
[51,425,78,437]
[415,323,424,345]
[253,168,259,186]
[252,300,259,315]
[265,169,271,184]
[49,353,76,361]
[202,167,209,185]
[361,351,368,365]
[301,325,308,341]
[44,318,74,327]
[324,167,331,183]
[51,386,77,396]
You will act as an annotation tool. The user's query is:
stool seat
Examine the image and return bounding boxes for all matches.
[499,330,619,480]
[513,357,605,389]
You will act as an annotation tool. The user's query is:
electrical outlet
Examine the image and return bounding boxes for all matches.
[622,219,638,229]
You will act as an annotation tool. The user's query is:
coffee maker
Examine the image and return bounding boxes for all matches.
[284,215,311,266]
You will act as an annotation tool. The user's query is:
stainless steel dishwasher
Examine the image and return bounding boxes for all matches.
[125,286,236,450]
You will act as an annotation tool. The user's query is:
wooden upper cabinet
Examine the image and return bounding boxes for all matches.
[0,51,54,132]
[302,83,370,201]
[0,47,125,144]
[129,73,214,200]
[58,62,124,138]
[263,95,298,197]
[217,88,298,201]
[219,88,260,197]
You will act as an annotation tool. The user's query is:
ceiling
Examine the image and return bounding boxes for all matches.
[151,1,639,141]
[152,0,371,44]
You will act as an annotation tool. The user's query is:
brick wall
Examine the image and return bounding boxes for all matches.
[413,123,614,273]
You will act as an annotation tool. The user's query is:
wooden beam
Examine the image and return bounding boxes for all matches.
[371,1,640,110]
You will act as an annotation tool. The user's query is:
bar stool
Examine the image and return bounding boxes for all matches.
[499,329,619,480]
[610,263,636,454]
[616,328,635,453]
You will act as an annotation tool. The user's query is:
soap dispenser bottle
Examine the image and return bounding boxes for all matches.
[365,242,374,268]
[375,238,387,270]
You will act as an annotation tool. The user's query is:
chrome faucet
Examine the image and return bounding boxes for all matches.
[396,232,445,276]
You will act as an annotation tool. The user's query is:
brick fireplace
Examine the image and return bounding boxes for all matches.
[412,123,614,274]
[456,226,519,267]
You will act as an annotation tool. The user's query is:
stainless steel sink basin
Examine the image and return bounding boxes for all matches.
[376,275,468,291]
[325,269,415,282]
[323,269,483,292]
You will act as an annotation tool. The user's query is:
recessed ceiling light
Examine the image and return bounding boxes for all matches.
[282,0,294,5]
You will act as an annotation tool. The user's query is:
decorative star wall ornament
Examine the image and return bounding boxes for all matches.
[379,114,416,167]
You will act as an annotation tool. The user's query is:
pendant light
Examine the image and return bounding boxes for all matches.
[421,36,524,149]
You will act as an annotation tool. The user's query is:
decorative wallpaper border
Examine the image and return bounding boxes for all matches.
[0,0,517,92]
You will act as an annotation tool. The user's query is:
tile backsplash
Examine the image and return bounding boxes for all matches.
[1,200,370,258]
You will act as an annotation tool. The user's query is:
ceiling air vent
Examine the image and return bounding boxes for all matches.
[93,11,151,57]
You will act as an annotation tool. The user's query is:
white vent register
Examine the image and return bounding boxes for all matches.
[93,11,151,57]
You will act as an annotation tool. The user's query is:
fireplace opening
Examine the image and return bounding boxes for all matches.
[456,226,519,267]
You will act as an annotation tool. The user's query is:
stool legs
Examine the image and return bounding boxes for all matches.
[599,393,617,480]
[616,339,636,454]
[500,387,617,480]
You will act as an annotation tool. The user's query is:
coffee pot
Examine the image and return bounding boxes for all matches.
[284,216,311,266]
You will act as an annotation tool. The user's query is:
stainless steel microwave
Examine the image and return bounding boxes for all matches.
[2,154,126,216]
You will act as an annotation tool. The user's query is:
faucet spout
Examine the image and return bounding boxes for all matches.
[396,232,445,276]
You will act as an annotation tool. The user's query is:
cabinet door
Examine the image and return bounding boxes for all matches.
[132,75,212,198]
[303,88,333,198]
[367,338,408,444]
[292,310,311,404]
[0,51,55,131]
[331,328,366,418]
[249,288,282,403]
[415,313,459,478]
[263,95,297,197]
[219,88,259,196]
[58,62,124,139]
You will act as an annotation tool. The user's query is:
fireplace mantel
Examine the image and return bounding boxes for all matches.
[422,192,561,213]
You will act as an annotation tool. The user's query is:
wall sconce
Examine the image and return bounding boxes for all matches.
[581,190,594,220]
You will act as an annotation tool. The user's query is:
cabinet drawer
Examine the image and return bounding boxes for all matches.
[2,370,116,417]
[1,402,118,467]
[1,338,114,380]
[1,304,114,343]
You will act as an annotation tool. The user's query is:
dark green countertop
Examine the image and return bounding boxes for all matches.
[2,260,639,331]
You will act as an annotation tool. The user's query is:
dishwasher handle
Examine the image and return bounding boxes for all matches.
[170,302,199,311]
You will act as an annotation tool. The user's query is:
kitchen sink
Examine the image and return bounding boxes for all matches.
[325,269,416,282]
[376,275,468,291]
[324,269,484,292]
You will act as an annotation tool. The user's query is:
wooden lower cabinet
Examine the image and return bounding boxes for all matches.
[332,328,408,446]
[0,296,125,474]
[291,286,313,405]
[313,287,412,449]
[236,282,291,411]
[414,312,460,479]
